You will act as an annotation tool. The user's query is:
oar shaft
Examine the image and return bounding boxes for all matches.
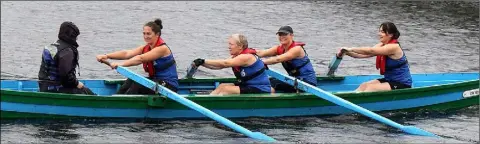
[114,66,275,142]
[266,69,437,137]
[267,70,400,125]
[305,83,403,128]
[159,86,258,138]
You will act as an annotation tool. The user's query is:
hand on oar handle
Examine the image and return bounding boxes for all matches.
[337,48,349,58]
[109,63,120,69]
[193,58,205,67]
[96,54,109,62]
[99,60,117,69]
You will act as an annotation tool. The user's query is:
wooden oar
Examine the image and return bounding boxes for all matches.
[100,61,275,142]
[266,69,439,137]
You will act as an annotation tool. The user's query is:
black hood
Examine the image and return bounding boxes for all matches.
[58,21,80,47]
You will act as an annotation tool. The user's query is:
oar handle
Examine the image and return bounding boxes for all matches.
[337,48,348,58]
[100,60,112,67]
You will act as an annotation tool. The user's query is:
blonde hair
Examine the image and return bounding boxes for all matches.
[230,34,248,49]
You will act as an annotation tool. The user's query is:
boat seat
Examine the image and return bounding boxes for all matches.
[104,79,126,85]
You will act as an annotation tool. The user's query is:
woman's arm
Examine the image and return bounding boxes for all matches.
[202,54,252,69]
[348,44,398,56]
[119,45,169,67]
[345,51,375,58]
[105,45,144,60]
[256,45,279,57]
[202,64,224,70]
[262,46,302,65]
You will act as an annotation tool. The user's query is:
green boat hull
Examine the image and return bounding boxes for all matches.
[1,73,479,119]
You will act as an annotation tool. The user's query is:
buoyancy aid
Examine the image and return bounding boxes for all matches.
[142,36,176,78]
[39,41,78,90]
[276,41,311,76]
[232,48,268,85]
[41,43,61,81]
[376,39,408,75]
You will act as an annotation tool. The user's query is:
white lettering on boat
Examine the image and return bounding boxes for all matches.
[463,88,479,98]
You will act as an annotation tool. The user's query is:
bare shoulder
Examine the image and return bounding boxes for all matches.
[290,46,304,52]
[385,43,403,58]
[385,43,401,50]
[152,45,170,54]
[237,53,257,66]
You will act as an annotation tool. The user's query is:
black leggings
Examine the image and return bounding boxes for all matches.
[116,78,178,95]
[269,78,317,93]
[377,78,411,90]
[38,82,96,95]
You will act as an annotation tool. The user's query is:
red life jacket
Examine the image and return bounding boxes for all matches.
[233,48,258,72]
[376,39,398,75]
[142,36,166,77]
[276,41,306,55]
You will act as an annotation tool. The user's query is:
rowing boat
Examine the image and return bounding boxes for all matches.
[1,72,478,119]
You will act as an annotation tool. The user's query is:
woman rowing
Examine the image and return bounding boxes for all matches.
[96,18,179,94]
[192,34,272,95]
[256,26,318,93]
[341,22,412,92]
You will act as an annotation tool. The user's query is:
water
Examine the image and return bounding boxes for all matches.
[1,1,479,143]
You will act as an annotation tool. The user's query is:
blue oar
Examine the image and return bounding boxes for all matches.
[183,61,199,79]
[102,61,275,142]
[266,69,439,137]
[326,49,346,76]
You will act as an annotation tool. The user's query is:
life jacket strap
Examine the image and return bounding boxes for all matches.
[234,65,268,85]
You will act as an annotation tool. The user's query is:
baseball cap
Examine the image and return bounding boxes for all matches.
[276,26,293,34]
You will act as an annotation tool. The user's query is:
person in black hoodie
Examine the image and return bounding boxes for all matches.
[38,21,96,95]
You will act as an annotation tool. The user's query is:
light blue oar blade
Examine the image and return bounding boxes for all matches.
[266,69,439,137]
[115,66,275,142]
[183,62,198,79]
[327,52,346,76]
[327,55,343,76]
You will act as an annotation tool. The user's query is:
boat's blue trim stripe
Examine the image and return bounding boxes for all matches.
[1,92,468,118]
[2,73,477,95]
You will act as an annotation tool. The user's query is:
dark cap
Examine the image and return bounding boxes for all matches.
[276,26,293,34]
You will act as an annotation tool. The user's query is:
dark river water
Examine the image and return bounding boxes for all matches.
[1,1,479,143]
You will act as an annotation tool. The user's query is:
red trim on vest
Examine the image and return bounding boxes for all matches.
[376,39,398,75]
[142,36,165,77]
[276,41,306,55]
[233,48,257,72]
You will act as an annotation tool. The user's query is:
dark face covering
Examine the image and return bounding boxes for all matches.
[58,21,80,47]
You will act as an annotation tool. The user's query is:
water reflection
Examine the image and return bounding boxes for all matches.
[33,122,80,141]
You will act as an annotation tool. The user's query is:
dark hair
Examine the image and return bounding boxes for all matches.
[144,18,163,35]
[379,22,400,39]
